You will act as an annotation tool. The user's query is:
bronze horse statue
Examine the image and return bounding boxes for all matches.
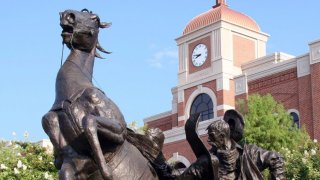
[42,9,160,179]
[42,9,214,180]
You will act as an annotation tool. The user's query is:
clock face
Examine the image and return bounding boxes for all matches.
[192,43,208,67]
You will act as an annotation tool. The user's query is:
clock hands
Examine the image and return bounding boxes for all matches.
[193,54,201,59]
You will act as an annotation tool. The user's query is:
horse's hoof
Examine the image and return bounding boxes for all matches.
[100,164,113,180]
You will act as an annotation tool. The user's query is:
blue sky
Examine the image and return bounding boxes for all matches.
[0,0,319,141]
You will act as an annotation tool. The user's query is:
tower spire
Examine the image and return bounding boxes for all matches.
[215,0,227,6]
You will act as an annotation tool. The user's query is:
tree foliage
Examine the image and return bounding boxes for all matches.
[127,120,148,134]
[237,94,320,179]
[237,94,308,151]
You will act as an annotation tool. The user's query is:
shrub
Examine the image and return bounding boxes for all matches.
[280,139,320,179]
[0,140,57,179]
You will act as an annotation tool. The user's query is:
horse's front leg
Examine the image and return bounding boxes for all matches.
[59,149,94,180]
[42,111,68,169]
[59,159,76,180]
[82,115,125,180]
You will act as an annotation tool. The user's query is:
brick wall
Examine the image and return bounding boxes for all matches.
[216,84,235,106]
[146,115,173,131]
[163,134,211,163]
[178,102,185,122]
[184,86,198,107]
[202,80,217,91]
[171,113,178,128]
[311,63,320,140]
[298,74,313,137]
[248,68,299,110]
[163,139,195,162]
[216,80,235,116]
[233,34,255,67]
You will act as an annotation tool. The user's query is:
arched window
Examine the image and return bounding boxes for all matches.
[290,112,300,128]
[190,93,213,121]
[173,161,187,170]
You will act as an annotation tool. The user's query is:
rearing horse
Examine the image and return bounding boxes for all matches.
[42,9,158,180]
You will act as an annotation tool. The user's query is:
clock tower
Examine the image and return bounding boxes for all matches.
[144,0,270,163]
[174,0,269,127]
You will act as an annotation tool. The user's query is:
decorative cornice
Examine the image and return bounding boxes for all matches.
[216,104,235,111]
[297,55,310,78]
[242,52,294,70]
[242,52,296,81]
[309,39,320,46]
[171,86,178,94]
[248,68,297,92]
[144,111,172,123]
[309,39,320,65]
[178,72,235,91]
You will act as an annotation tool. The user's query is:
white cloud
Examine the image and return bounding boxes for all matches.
[148,48,178,68]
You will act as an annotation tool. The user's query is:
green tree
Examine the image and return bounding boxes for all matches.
[237,94,320,179]
[237,94,308,151]
[127,120,148,134]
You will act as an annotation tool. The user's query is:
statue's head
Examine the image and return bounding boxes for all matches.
[223,110,244,142]
[60,9,111,57]
[207,120,230,149]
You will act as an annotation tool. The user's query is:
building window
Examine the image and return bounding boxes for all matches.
[190,93,213,121]
[172,162,187,173]
[290,112,300,128]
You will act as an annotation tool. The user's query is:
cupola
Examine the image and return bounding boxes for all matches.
[183,0,260,35]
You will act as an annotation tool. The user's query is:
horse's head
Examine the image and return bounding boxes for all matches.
[60,9,111,58]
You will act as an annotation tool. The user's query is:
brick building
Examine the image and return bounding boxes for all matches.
[144,0,320,167]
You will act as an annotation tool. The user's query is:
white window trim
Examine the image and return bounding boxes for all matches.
[167,152,191,168]
[184,85,217,120]
[288,109,300,128]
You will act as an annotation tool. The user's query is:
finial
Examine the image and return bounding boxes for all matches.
[215,0,227,7]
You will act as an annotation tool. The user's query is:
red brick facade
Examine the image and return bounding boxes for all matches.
[163,135,211,162]
[233,34,256,67]
[311,63,320,140]
[247,68,299,109]
[298,74,313,137]
[147,114,173,131]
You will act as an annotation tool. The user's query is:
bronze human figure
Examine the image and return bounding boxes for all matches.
[207,110,286,179]
[178,113,218,180]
